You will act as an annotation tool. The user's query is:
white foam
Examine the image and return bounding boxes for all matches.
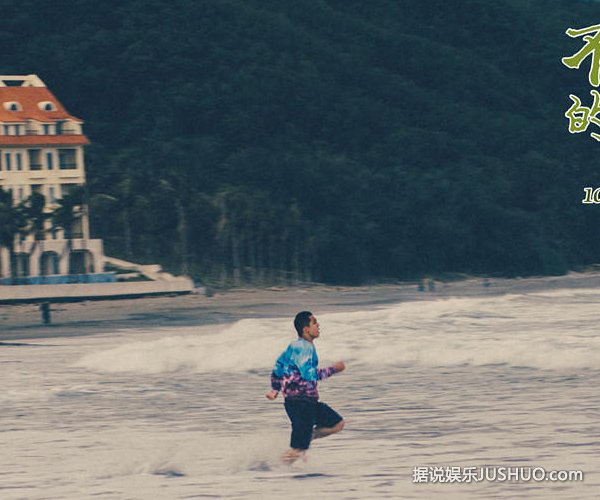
[75,289,600,374]
[75,319,290,374]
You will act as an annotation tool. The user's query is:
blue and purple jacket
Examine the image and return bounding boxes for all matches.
[270,338,338,400]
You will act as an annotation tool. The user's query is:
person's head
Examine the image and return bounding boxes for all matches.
[294,310,320,341]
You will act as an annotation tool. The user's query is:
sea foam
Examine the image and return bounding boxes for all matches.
[76,290,600,374]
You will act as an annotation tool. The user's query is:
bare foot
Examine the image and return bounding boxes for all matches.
[282,449,305,465]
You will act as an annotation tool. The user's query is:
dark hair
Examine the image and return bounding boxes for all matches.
[294,311,313,336]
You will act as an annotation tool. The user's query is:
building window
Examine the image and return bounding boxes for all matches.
[58,148,77,170]
[38,101,57,111]
[42,124,54,135]
[12,253,30,277]
[18,186,24,202]
[49,186,57,204]
[2,124,19,135]
[16,152,22,171]
[46,152,54,170]
[1,124,23,135]
[28,149,42,170]
[40,251,60,275]
[31,184,43,195]
[4,152,11,171]
[3,102,22,112]
[69,249,93,273]
[61,183,79,197]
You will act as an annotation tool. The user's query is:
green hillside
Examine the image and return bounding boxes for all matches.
[2,0,600,284]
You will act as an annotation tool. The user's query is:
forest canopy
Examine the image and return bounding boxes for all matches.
[2,0,600,285]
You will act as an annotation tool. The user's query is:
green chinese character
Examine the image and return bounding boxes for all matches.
[565,90,600,139]
[565,94,591,133]
[562,24,600,87]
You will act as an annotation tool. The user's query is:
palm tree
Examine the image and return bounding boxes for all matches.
[24,192,47,242]
[0,188,27,282]
[51,186,84,240]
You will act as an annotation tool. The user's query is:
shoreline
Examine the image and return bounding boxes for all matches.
[2,271,600,341]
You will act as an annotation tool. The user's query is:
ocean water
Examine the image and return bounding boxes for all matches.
[2,287,600,499]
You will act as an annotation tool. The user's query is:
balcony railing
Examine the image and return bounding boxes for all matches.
[59,162,78,170]
[23,128,80,136]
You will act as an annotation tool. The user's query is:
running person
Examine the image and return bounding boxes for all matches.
[266,311,345,463]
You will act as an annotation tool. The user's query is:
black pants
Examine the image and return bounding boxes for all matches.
[284,398,343,450]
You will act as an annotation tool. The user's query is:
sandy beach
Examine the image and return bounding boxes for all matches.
[3,271,600,341]
[3,271,600,498]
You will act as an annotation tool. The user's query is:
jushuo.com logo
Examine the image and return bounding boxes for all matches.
[412,466,584,484]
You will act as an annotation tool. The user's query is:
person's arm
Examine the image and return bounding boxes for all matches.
[315,363,339,380]
[270,370,282,390]
[266,347,288,399]
[317,360,345,380]
[292,344,345,381]
[266,370,282,399]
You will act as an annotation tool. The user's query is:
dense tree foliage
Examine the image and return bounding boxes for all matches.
[2,0,600,284]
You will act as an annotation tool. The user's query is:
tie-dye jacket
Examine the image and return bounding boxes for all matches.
[270,338,338,400]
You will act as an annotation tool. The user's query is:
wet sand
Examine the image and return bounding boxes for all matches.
[3,271,600,341]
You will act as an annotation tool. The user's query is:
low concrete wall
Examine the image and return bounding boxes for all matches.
[0,272,116,286]
[0,277,194,304]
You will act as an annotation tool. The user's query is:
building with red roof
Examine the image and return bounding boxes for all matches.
[0,75,193,304]
[0,74,104,282]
